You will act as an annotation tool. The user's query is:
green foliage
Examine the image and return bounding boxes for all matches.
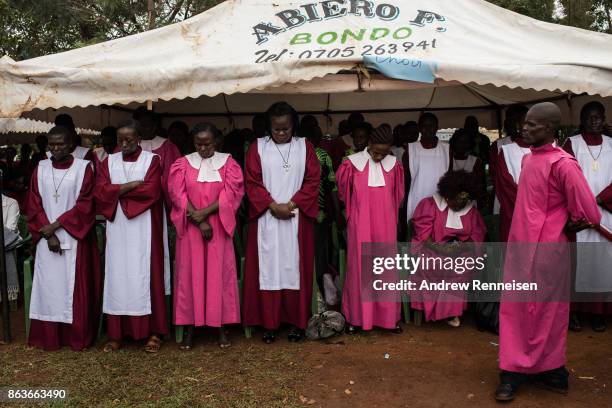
[0,0,225,60]
[1,0,610,61]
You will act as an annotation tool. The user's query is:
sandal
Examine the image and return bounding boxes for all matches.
[145,335,162,353]
[218,328,231,349]
[346,325,360,335]
[180,327,194,351]
[391,324,403,334]
[447,317,461,328]
[103,340,121,353]
[262,331,276,344]
[287,327,304,342]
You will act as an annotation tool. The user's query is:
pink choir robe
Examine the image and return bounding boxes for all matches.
[499,143,601,374]
[410,196,486,321]
[336,153,405,330]
[169,154,244,327]
[242,139,320,330]
[495,138,531,241]
[564,134,612,316]
[96,148,168,341]
[26,156,101,351]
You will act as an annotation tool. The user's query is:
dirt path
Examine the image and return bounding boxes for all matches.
[1,311,610,407]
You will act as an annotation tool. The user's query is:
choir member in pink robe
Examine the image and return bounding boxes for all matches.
[495,103,602,402]
[96,120,168,353]
[242,102,320,343]
[169,122,244,349]
[26,126,101,351]
[563,101,612,332]
[403,113,452,225]
[490,105,529,238]
[411,171,486,326]
[337,125,404,332]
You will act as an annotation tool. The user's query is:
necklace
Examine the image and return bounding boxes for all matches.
[51,164,71,203]
[274,138,292,173]
[585,142,603,172]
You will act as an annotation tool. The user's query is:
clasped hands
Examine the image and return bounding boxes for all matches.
[39,221,62,254]
[187,204,213,241]
[269,201,297,220]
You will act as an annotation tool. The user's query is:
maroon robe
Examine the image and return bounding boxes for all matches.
[564,134,612,316]
[495,138,530,242]
[95,147,168,341]
[26,156,101,351]
[242,140,320,330]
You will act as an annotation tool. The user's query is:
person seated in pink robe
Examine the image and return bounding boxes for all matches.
[336,124,405,334]
[495,103,602,402]
[96,120,168,354]
[26,126,101,351]
[242,102,320,344]
[169,122,244,349]
[411,171,486,327]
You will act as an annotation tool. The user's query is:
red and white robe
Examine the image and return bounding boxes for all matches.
[27,156,101,351]
[96,147,168,341]
[242,137,320,330]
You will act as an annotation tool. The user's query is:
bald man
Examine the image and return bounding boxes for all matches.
[495,103,601,401]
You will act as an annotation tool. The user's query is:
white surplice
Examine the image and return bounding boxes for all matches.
[406,140,449,220]
[103,151,156,315]
[570,135,612,292]
[30,158,88,323]
[257,137,306,290]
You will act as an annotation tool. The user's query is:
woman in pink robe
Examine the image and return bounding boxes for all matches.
[411,171,486,326]
[169,123,244,349]
[336,125,404,332]
[496,103,602,402]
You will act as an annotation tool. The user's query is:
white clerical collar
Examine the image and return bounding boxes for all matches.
[347,149,396,187]
[139,136,166,152]
[433,192,474,230]
[186,152,229,182]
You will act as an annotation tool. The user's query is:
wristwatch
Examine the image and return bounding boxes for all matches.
[288,200,297,212]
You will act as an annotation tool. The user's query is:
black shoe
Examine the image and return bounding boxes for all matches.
[346,325,360,335]
[494,383,517,402]
[391,324,403,334]
[534,369,569,395]
[262,331,276,344]
[592,314,606,332]
[287,327,304,342]
[569,312,582,332]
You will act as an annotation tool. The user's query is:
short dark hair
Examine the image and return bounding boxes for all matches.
[580,101,605,122]
[190,122,223,144]
[449,128,475,151]
[419,112,439,126]
[116,119,142,136]
[265,102,299,136]
[48,125,72,142]
[169,121,189,134]
[437,170,477,200]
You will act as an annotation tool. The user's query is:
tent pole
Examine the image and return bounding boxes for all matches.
[0,169,11,344]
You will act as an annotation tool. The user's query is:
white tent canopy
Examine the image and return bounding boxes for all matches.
[1,0,611,132]
[0,118,100,144]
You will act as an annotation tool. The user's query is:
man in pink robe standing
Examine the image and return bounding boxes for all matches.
[495,103,602,402]
[169,122,244,349]
[337,125,404,333]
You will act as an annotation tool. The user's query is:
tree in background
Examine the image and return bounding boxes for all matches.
[0,0,610,61]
